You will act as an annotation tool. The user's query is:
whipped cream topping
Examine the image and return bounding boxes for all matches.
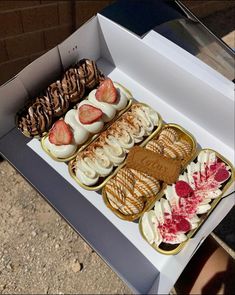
[92,149,114,177]
[142,150,231,246]
[106,132,134,151]
[75,104,159,186]
[112,82,129,110]
[103,144,126,166]
[131,105,156,135]
[75,148,114,185]
[105,167,158,216]
[44,137,77,159]
[76,156,99,186]
[64,110,89,144]
[120,115,146,143]
[88,90,116,122]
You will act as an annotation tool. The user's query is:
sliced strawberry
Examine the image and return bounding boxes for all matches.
[214,168,230,183]
[175,181,193,197]
[78,104,103,124]
[95,78,117,103]
[49,120,73,146]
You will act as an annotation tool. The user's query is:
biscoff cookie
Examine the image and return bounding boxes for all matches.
[127,146,181,184]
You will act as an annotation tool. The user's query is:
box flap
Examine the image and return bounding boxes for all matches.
[0,77,28,138]
[58,16,100,70]
[98,14,234,149]
[17,47,62,98]
[100,0,186,37]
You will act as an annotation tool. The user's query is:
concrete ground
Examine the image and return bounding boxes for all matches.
[0,160,131,294]
[0,6,234,295]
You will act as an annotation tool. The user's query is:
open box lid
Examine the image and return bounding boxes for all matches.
[0,2,234,294]
[0,12,234,149]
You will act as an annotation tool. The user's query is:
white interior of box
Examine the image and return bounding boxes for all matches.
[1,14,234,293]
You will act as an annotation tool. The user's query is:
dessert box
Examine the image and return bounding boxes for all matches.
[0,12,234,295]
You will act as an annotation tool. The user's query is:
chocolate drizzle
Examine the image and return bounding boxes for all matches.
[61,68,85,103]
[76,59,104,90]
[46,81,69,117]
[17,59,104,137]
[18,96,52,137]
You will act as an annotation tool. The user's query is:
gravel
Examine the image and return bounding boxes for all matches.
[0,160,131,294]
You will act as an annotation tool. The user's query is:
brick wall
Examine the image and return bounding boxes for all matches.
[0,0,112,86]
[0,1,234,86]
[181,0,235,18]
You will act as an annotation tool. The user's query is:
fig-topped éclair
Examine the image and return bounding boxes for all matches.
[141,150,232,247]
[17,59,104,138]
[43,79,130,159]
[74,104,160,186]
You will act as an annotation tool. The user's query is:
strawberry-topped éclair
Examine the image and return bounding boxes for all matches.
[44,79,131,160]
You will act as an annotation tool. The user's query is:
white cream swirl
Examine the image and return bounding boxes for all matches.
[44,137,77,159]
[112,82,129,110]
[75,156,99,186]
[88,90,116,122]
[131,105,159,135]
[64,109,89,144]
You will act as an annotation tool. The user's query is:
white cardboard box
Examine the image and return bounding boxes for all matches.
[0,13,234,294]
